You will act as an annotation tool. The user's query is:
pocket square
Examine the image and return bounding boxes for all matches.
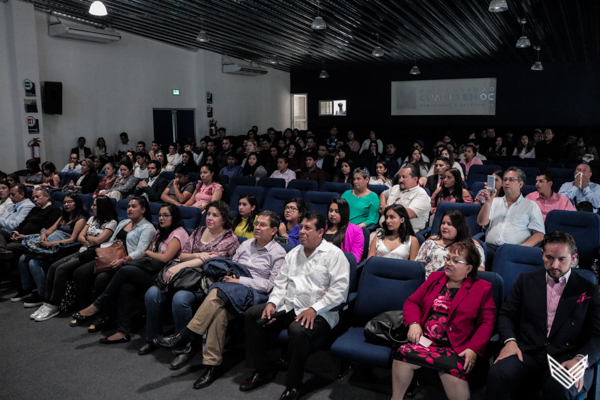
[577,293,592,303]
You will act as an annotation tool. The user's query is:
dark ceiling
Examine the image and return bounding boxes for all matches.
[22,0,600,72]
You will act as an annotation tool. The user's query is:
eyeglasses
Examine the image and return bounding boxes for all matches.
[284,206,298,211]
[158,214,172,218]
[63,200,74,205]
[502,177,519,183]
[443,256,468,266]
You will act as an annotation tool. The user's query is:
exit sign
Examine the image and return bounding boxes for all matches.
[172,89,180,95]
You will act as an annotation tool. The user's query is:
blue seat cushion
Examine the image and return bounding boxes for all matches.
[330,327,394,369]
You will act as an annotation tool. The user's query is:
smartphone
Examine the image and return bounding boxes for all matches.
[487,175,496,193]
[418,336,432,348]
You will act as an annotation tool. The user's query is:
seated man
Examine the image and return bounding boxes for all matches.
[134,161,169,202]
[558,163,600,212]
[151,211,286,389]
[133,152,150,179]
[160,165,195,206]
[219,154,242,180]
[421,156,450,193]
[298,152,326,188]
[486,231,600,400]
[270,156,296,188]
[61,153,82,173]
[379,165,431,232]
[0,184,35,235]
[70,136,91,161]
[240,211,350,400]
[477,167,545,267]
[526,171,575,221]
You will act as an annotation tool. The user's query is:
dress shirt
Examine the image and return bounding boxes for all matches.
[0,198,14,219]
[298,167,326,188]
[316,158,324,169]
[270,169,296,188]
[268,240,350,329]
[485,194,545,246]
[0,199,35,231]
[219,165,243,180]
[61,163,82,173]
[233,239,286,294]
[546,268,571,337]
[559,181,600,212]
[381,185,431,231]
[525,191,575,221]
[115,142,135,156]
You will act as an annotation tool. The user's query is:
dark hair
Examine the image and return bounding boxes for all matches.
[433,210,473,242]
[137,141,146,147]
[542,231,578,255]
[155,151,167,168]
[129,196,153,223]
[302,210,326,233]
[26,159,41,174]
[281,197,308,224]
[447,241,480,278]
[93,195,118,225]
[206,200,233,230]
[435,168,466,205]
[242,152,263,177]
[379,204,415,244]
[233,194,259,234]
[97,137,106,148]
[375,161,391,180]
[135,152,151,164]
[78,136,86,142]
[286,142,302,159]
[334,158,356,183]
[62,193,89,228]
[7,173,20,185]
[304,151,317,161]
[326,198,350,248]
[0,179,8,189]
[505,166,526,183]
[104,162,117,175]
[152,204,184,252]
[464,144,478,155]
[120,132,128,138]
[537,170,554,184]
[258,210,280,230]
[338,144,352,158]
[41,161,58,177]
[119,160,134,172]
[401,164,419,179]
[13,183,27,196]
[174,164,189,176]
[516,133,534,154]
[409,148,427,172]
[148,160,162,171]
[439,146,455,165]
[277,155,289,164]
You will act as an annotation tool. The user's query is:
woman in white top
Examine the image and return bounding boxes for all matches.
[93,137,110,157]
[359,130,384,154]
[0,180,13,218]
[368,204,419,260]
[369,161,393,188]
[512,133,536,159]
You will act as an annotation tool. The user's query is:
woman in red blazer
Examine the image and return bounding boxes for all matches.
[391,241,496,400]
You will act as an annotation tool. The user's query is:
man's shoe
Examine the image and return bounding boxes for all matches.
[0,248,13,260]
[170,347,196,370]
[193,366,220,389]
[279,387,300,400]
[24,293,44,308]
[35,305,59,321]
[138,342,158,356]
[239,370,275,391]
[153,333,185,349]
[11,289,32,302]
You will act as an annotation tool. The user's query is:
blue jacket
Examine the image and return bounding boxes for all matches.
[107,218,155,260]
[0,199,35,231]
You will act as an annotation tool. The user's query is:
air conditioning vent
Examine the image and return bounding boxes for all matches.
[222,63,268,76]
[48,21,121,43]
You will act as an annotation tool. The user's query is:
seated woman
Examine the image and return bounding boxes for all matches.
[7,173,19,187]
[30,195,118,321]
[333,158,355,184]
[142,201,240,356]
[425,147,463,180]
[63,158,100,194]
[324,198,365,262]
[401,148,429,178]
[161,164,195,206]
[360,140,382,163]
[460,144,483,179]
[512,134,535,159]
[430,168,473,214]
[93,162,117,196]
[232,194,259,239]
[341,168,380,228]
[368,204,419,260]
[185,164,223,212]
[416,210,486,278]
[100,160,137,200]
[74,204,188,343]
[277,197,308,245]
[391,241,496,400]
[18,193,88,308]
[41,162,60,189]
[369,161,393,188]
[181,150,199,173]
[241,152,268,182]
[71,196,155,329]
[156,150,175,172]
[24,159,44,187]
[285,142,303,172]
[474,170,503,206]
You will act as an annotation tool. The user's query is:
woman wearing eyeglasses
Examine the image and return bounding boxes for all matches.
[277,197,308,245]
[391,241,496,400]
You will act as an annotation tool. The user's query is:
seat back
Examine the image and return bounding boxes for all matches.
[288,179,318,193]
[476,271,504,312]
[218,174,230,184]
[467,165,501,187]
[500,159,528,170]
[353,257,425,326]
[321,182,352,195]
[492,244,544,301]
[116,199,130,221]
[188,172,200,183]
[50,191,67,208]
[470,182,485,198]
[304,191,340,217]
[280,242,297,253]
[179,206,202,234]
[230,176,256,187]
[430,202,482,237]
[548,168,575,191]
[160,171,175,181]
[256,178,286,197]
[519,167,540,185]
[229,186,265,217]
[262,188,301,217]
[545,210,600,269]
[367,184,388,196]
[58,172,71,188]
[79,194,95,211]
[521,185,536,197]
[361,226,370,263]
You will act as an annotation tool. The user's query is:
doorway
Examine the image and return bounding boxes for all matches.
[153,109,196,145]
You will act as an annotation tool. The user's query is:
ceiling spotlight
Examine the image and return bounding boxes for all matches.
[371,33,384,57]
[409,55,420,75]
[531,46,543,71]
[319,69,329,78]
[516,19,531,48]
[311,0,327,30]
[269,55,279,65]
[196,30,209,42]
[89,1,107,16]
[488,0,508,12]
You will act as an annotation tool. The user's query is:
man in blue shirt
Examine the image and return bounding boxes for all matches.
[219,154,242,180]
[558,163,600,212]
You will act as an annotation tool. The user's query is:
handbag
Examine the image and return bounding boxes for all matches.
[94,240,126,274]
[155,260,213,294]
[364,310,408,346]
[125,256,167,273]
[22,229,70,255]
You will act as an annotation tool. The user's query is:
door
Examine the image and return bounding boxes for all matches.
[153,109,196,144]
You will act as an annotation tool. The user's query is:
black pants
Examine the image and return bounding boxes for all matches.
[93,264,156,335]
[72,261,115,309]
[0,229,29,277]
[486,349,582,400]
[44,253,83,305]
[244,304,331,389]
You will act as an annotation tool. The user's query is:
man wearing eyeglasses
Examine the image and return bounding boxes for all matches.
[477,166,545,268]
[61,153,82,173]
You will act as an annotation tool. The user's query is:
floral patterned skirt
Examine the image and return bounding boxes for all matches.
[394,341,467,380]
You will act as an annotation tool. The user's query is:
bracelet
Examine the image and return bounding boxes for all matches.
[122,257,127,262]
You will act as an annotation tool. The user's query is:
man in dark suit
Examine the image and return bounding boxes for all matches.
[486,231,600,400]
[134,160,169,202]
[70,137,92,160]
[422,156,450,194]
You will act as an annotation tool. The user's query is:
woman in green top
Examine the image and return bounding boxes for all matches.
[341,168,380,228]
[232,194,259,239]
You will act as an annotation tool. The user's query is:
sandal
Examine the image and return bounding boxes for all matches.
[70,311,95,327]
[88,316,114,333]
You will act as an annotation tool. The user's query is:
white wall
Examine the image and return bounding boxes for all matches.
[0,2,290,172]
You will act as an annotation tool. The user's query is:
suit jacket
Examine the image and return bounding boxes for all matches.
[76,173,100,194]
[71,146,92,159]
[134,175,169,203]
[425,175,442,195]
[498,269,600,372]
[403,271,496,357]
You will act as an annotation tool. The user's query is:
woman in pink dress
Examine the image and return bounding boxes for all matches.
[185,164,223,212]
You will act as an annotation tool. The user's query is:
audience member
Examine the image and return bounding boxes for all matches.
[359,130,384,154]
[361,140,382,164]
[241,211,349,400]
[6,173,19,187]
[326,126,339,151]
[474,170,503,205]
[40,162,60,189]
[103,161,137,200]
[136,141,146,153]
[93,162,117,196]
[298,152,326,188]
[570,135,599,162]
[487,136,508,160]
[167,143,182,167]
[535,128,563,161]
[278,197,307,245]
[0,180,13,218]
[270,156,296,188]
[156,150,174,172]
[134,160,169,202]
[23,159,43,187]
[426,148,462,180]
[233,194,259,239]
[71,137,92,160]
[401,148,429,178]
[324,198,365,262]
[115,132,135,159]
[148,140,160,161]
[93,137,109,157]
[285,142,303,172]
[346,130,360,153]
[368,204,418,260]
[161,165,195,206]
[63,158,99,194]
[333,158,355,184]
[61,153,82,173]
[369,161,393,188]
[186,164,223,211]
[133,152,150,178]
[460,144,483,179]
[342,168,380,228]
[216,137,234,169]
[242,152,268,182]
[219,154,242,180]
[430,168,473,214]
[316,144,334,173]
[525,171,575,220]
[422,157,450,193]
[558,163,600,212]
[180,150,199,173]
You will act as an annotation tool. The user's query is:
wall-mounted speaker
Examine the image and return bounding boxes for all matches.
[43,81,62,115]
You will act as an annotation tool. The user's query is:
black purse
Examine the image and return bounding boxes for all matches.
[125,256,167,273]
[364,310,408,346]
[155,260,213,294]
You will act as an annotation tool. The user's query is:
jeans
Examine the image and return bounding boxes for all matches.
[19,255,46,296]
[144,285,206,342]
